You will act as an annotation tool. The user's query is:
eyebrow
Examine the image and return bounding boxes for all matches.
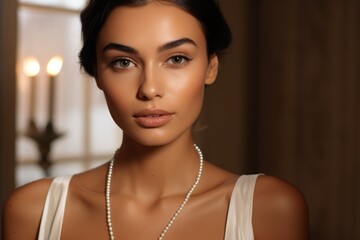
[158,38,197,52]
[102,43,138,54]
[102,38,197,54]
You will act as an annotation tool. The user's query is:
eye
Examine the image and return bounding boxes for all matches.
[110,58,136,69]
[166,55,191,65]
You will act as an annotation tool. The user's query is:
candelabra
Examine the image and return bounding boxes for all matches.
[23,56,64,176]
[25,120,64,176]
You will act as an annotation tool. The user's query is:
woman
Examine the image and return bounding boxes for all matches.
[3,0,309,239]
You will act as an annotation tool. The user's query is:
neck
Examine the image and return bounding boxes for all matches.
[105,138,204,240]
[110,137,202,199]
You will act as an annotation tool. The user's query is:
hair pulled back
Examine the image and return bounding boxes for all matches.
[79,0,232,77]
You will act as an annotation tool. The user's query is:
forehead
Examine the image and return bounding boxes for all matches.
[97,2,206,50]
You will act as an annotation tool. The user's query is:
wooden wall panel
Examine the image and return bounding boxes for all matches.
[199,0,248,173]
[200,0,359,238]
[0,0,17,236]
[241,0,360,238]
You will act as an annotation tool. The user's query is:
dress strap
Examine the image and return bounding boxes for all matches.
[38,175,72,240]
[224,174,262,240]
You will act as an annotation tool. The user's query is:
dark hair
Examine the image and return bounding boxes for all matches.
[79,0,232,77]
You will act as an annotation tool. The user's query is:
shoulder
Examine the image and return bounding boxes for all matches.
[200,161,238,194]
[252,175,310,240]
[3,178,53,218]
[2,178,53,239]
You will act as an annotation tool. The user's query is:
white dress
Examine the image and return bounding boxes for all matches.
[38,174,260,240]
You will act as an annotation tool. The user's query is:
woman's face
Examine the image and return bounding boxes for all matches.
[96,2,218,146]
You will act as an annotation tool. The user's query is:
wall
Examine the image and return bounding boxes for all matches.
[197,0,248,174]
[200,0,360,239]
[248,1,359,238]
[0,0,17,236]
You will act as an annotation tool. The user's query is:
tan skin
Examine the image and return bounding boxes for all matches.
[2,2,309,240]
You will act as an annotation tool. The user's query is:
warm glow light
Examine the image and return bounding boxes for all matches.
[23,57,40,77]
[47,56,63,76]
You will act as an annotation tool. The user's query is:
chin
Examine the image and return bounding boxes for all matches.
[125,138,174,148]
[123,128,191,148]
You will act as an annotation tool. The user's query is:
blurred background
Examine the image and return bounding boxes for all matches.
[0,0,359,239]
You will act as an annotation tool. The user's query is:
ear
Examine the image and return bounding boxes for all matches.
[205,54,219,85]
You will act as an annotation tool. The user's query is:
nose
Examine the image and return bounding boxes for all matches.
[137,65,163,101]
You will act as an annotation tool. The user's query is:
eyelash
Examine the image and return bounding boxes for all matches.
[110,58,136,70]
[166,55,192,66]
[109,54,192,70]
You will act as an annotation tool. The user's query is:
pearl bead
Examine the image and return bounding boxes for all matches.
[105,144,203,240]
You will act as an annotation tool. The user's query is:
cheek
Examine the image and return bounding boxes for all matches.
[101,82,129,108]
[166,68,206,115]
[102,90,129,128]
[170,65,206,97]
[99,69,138,104]
[98,75,138,125]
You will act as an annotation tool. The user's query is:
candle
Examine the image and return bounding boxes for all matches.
[23,57,40,121]
[48,75,55,122]
[29,76,37,121]
[46,56,63,122]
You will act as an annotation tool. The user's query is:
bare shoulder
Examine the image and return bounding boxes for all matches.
[252,175,310,240]
[2,178,53,240]
[201,161,238,190]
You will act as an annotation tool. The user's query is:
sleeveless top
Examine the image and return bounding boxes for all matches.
[38,174,260,240]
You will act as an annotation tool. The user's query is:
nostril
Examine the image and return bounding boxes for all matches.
[137,92,150,101]
[137,83,162,101]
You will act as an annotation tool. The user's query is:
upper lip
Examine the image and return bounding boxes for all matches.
[133,109,173,118]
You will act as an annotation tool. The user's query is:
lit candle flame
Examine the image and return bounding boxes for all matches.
[47,56,63,76]
[23,57,40,77]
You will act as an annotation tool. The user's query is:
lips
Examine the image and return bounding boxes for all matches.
[133,109,174,128]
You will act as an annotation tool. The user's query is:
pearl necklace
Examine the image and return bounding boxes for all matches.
[105,144,203,240]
